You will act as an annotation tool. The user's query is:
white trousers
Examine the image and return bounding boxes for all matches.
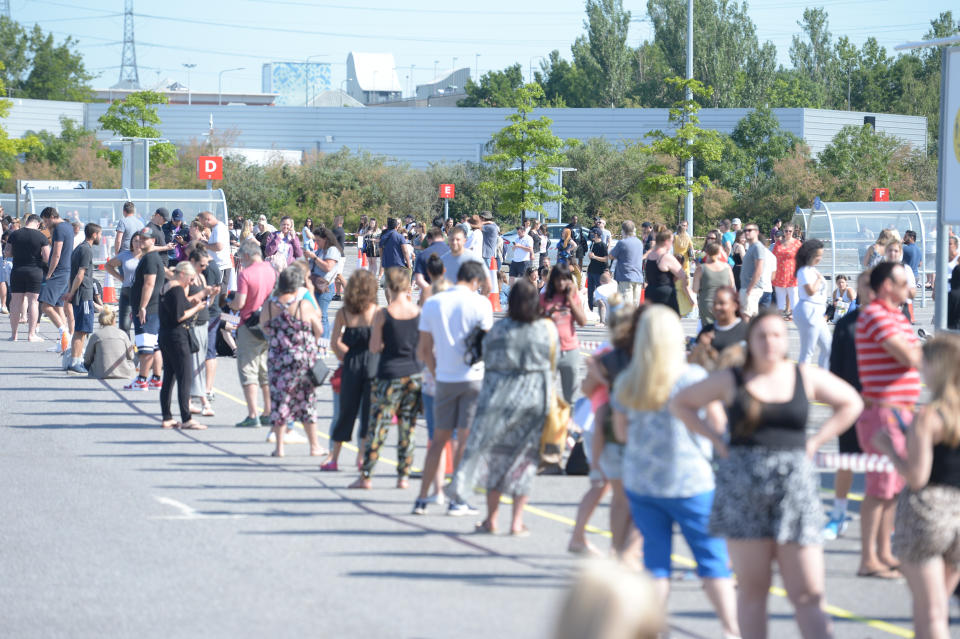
[794,299,831,368]
[775,286,799,311]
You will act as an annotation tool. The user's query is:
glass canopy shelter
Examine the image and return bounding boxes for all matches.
[23,188,228,230]
[793,199,937,307]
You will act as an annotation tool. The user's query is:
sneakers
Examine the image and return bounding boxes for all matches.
[447,500,479,517]
[235,416,260,428]
[66,362,88,376]
[266,429,307,444]
[823,514,849,541]
[124,377,149,391]
[147,376,162,390]
[412,498,429,515]
[332,294,342,301]
[259,414,272,426]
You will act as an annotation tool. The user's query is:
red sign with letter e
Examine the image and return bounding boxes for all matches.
[198,156,224,180]
[439,184,455,199]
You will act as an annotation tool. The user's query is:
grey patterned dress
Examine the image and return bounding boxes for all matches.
[448,317,557,498]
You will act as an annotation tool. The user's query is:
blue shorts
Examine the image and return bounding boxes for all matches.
[38,271,69,307]
[133,312,160,354]
[626,489,731,579]
[72,299,95,334]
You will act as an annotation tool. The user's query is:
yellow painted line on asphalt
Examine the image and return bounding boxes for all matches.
[210,385,910,638]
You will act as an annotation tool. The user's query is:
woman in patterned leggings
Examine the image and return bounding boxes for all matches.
[349,267,422,490]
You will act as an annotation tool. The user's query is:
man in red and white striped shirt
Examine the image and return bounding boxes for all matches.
[853,261,922,579]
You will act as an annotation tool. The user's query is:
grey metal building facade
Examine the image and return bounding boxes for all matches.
[4,98,928,169]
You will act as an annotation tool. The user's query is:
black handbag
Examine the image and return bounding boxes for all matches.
[187,327,200,353]
[307,356,330,387]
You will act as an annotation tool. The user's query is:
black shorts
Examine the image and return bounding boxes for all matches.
[10,267,43,294]
[508,260,530,278]
[839,422,862,454]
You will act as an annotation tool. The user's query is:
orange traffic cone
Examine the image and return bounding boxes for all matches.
[359,246,367,269]
[488,256,501,312]
[102,272,118,304]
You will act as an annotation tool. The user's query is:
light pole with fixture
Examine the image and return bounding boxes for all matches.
[474,53,480,82]
[218,67,244,106]
[182,63,196,105]
[339,78,353,107]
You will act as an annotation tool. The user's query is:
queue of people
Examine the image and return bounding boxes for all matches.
[6,204,960,639]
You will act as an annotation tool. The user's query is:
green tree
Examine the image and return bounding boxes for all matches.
[97,91,177,170]
[0,18,92,101]
[0,66,41,179]
[643,77,724,219]
[458,64,529,107]
[763,69,825,108]
[562,137,652,218]
[537,50,596,107]
[571,0,632,107]
[481,84,569,226]
[817,124,904,200]
[789,7,835,106]
[23,117,91,166]
[730,106,799,178]
[647,0,776,108]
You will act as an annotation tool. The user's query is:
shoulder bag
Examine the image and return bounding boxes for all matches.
[540,324,571,464]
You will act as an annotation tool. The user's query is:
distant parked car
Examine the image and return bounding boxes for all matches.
[501,223,566,263]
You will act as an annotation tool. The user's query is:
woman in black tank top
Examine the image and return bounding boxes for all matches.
[349,267,422,491]
[671,309,863,638]
[872,334,960,639]
[643,229,690,313]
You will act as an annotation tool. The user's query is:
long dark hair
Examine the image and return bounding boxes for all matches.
[794,238,824,277]
[316,226,342,253]
[545,262,574,299]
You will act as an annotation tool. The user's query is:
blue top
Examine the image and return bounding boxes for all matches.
[50,221,74,276]
[902,242,921,279]
[379,229,408,269]
[721,230,737,266]
[413,241,450,280]
[614,365,715,498]
[609,235,644,283]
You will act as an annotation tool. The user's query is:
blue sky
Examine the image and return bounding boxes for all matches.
[18,0,950,97]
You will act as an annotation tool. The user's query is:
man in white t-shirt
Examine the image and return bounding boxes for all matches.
[199,211,233,293]
[508,225,534,285]
[464,215,484,260]
[414,260,493,516]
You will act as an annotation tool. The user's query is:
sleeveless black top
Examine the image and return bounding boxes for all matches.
[644,257,675,290]
[929,410,960,488]
[727,365,808,449]
[377,309,421,379]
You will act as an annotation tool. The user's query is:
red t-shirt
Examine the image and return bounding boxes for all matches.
[237,260,277,322]
[855,298,921,405]
[540,291,581,352]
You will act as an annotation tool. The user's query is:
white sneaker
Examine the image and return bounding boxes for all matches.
[424,492,445,506]
[266,429,308,444]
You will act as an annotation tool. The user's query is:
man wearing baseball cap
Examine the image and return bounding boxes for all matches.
[148,207,172,267]
[162,208,190,266]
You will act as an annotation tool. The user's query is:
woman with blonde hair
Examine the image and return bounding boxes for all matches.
[611,305,739,638]
[873,334,960,639]
[553,560,664,639]
[862,228,899,268]
[82,305,137,379]
[671,310,863,639]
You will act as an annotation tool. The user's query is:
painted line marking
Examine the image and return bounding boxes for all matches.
[210,385,909,637]
[151,496,246,520]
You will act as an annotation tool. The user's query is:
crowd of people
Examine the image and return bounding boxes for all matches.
[4,202,960,639]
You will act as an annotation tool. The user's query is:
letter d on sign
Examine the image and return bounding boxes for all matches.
[197,156,224,180]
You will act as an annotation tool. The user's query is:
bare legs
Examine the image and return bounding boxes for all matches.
[859,495,900,575]
[728,539,832,639]
[242,382,270,419]
[480,490,529,534]
[901,558,960,639]
[568,479,609,554]
[610,479,641,566]
[417,428,470,500]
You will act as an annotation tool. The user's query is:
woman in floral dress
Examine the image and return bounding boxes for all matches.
[259,266,325,458]
[771,223,801,321]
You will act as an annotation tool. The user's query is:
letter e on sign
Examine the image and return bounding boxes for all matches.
[439,184,455,199]
[197,156,224,180]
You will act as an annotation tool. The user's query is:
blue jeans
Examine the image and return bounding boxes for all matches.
[316,288,333,341]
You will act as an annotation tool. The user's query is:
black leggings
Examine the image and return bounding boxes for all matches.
[159,329,193,423]
[332,355,372,443]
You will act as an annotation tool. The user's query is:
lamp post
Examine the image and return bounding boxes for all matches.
[305,54,326,107]
[218,67,244,106]
[551,167,577,224]
[529,56,545,83]
[474,53,480,81]
[684,0,694,235]
[452,56,458,71]
[182,63,196,105]
[434,60,439,79]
